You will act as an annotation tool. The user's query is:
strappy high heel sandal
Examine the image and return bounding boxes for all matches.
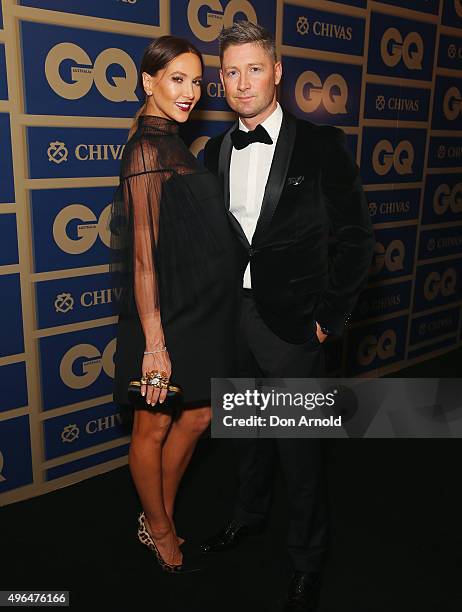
[137,512,201,574]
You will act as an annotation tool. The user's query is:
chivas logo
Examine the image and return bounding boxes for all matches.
[443,87,462,121]
[45,43,138,102]
[187,0,257,42]
[357,330,396,366]
[433,183,462,214]
[61,424,80,443]
[372,140,414,175]
[48,141,69,165]
[380,28,424,70]
[55,292,74,314]
[295,71,348,114]
[424,268,457,301]
[370,240,405,275]
[59,338,116,389]
[52,204,115,255]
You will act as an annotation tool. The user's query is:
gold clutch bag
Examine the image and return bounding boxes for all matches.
[127,379,182,413]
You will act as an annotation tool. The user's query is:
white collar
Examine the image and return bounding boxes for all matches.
[238,102,283,140]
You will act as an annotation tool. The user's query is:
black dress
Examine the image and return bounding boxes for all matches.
[112,115,239,406]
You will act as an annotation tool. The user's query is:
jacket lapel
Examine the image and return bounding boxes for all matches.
[252,112,297,244]
[219,122,251,249]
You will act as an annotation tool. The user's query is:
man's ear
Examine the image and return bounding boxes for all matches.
[274,61,282,87]
[219,68,225,90]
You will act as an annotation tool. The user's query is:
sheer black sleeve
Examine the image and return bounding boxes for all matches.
[111,139,171,345]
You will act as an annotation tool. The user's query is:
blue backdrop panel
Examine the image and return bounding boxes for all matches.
[0,415,33,493]
[410,306,460,346]
[360,127,427,184]
[282,4,365,56]
[0,362,28,412]
[365,188,421,224]
[352,280,413,323]
[0,275,24,358]
[195,65,230,112]
[422,174,462,224]
[27,127,129,179]
[19,0,161,26]
[438,33,462,71]
[427,134,462,168]
[46,443,130,481]
[21,22,150,118]
[369,226,417,282]
[418,225,462,260]
[43,401,127,460]
[171,0,276,55]
[413,259,462,312]
[346,315,409,376]
[0,214,19,266]
[364,83,430,122]
[39,324,117,411]
[30,187,118,272]
[0,44,8,100]
[36,272,121,329]
[367,13,437,81]
[0,114,15,203]
[279,56,362,126]
[375,0,440,14]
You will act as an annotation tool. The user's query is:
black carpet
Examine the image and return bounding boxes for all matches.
[2,347,461,612]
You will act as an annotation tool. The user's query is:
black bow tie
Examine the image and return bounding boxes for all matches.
[231,124,273,150]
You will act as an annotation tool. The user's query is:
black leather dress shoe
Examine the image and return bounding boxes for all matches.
[283,571,322,611]
[200,520,262,554]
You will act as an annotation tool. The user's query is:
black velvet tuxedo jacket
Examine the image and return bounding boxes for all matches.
[203,110,375,344]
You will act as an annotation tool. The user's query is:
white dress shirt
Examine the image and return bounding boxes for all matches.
[229,102,283,288]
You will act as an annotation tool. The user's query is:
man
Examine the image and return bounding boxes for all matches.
[201,21,374,611]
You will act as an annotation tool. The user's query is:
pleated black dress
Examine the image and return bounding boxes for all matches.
[111,115,239,406]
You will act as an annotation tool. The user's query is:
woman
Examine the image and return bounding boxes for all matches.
[111,36,238,573]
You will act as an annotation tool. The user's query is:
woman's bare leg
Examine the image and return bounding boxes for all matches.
[161,406,212,524]
[129,408,182,565]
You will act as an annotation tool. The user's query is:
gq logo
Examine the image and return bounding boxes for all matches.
[295,72,348,115]
[59,338,116,389]
[189,136,210,158]
[370,240,405,275]
[187,0,257,42]
[45,43,138,102]
[358,330,396,366]
[424,268,457,301]
[381,28,424,70]
[52,204,114,255]
[443,87,462,121]
[372,140,414,176]
[433,183,462,214]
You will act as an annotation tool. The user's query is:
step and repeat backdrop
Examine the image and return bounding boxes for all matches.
[0,0,461,504]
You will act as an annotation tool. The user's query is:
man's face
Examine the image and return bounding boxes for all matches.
[220,42,282,120]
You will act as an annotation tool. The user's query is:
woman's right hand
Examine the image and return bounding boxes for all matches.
[141,350,172,406]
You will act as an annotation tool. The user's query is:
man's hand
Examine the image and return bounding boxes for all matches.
[315,322,328,344]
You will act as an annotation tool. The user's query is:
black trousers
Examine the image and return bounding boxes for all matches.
[233,290,328,573]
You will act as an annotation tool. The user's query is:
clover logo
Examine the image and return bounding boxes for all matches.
[48,141,69,164]
[55,292,74,314]
[448,44,457,59]
[375,95,386,111]
[61,424,80,443]
[437,145,446,159]
[296,16,309,35]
